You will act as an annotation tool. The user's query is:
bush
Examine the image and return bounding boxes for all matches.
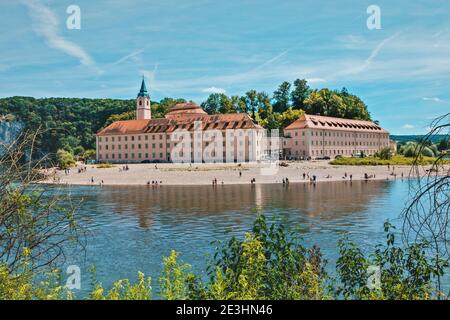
[376,147,392,160]
[421,146,435,158]
[56,149,75,170]
[330,155,448,166]
[1,215,448,300]
[73,146,85,156]
[96,164,114,169]
[83,149,96,160]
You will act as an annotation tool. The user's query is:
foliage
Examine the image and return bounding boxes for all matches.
[303,88,371,121]
[89,272,152,300]
[56,149,76,169]
[1,215,449,300]
[0,96,185,159]
[437,138,449,151]
[0,131,83,285]
[202,215,328,300]
[272,81,292,113]
[159,250,194,300]
[397,141,441,158]
[330,155,449,166]
[96,163,114,168]
[336,221,444,300]
[0,80,373,159]
[374,147,392,160]
[83,149,96,160]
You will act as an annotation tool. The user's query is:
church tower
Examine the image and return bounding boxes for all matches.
[136,77,151,120]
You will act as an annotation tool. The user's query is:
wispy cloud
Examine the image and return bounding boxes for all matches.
[139,65,158,85]
[402,124,415,129]
[252,50,289,72]
[111,49,144,66]
[422,97,442,102]
[332,32,401,77]
[20,0,97,68]
[202,87,226,94]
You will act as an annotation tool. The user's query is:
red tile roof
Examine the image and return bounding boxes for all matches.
[97,120,150,136]
[285,114,388,133]
[97,103,262,136]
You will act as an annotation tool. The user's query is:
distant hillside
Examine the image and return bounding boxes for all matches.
[0,96,180,157]
[0,81,374,159]
[391,135,448,144]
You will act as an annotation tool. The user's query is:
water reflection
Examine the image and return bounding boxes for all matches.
[89,180,392,229]
[60,180,407,296]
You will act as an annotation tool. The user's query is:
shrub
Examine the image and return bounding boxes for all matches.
[376,147,392,160]
[421,146,434,158]
[56,149,75,169]
[330,155,448,166]
[73,146,85,156]
[96,163,114,168]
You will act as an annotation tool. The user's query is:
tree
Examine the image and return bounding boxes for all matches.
[56,149,75,169]
[105,111,135,127]
[376,147,392,160]
[83,149,96,160]
[256,92,273,121]
[291,79,310,110]
[279,108,304,128]
[230,95,247,113]
[218,95,236,114]
[272,81,291,113]
[73,145,85,156]
[244,90,258,119]
[303,89,371,120]
[0,131,83,274]
[303,90,326,115]
[201,94,235,114]
[437,138,449,151]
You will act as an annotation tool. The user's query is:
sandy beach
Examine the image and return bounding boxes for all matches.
[43,161,447,186]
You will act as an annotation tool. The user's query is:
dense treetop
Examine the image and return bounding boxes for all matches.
[0,79,373,158]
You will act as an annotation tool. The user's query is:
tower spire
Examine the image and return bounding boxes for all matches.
[138,76,149,98]
[136,77,151,120]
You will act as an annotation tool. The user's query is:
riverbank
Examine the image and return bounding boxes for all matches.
[42,161,448,186]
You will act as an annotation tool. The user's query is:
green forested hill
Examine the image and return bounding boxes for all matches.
[0,96,183,157]
[0,96,134,155]
[0,79,373,159]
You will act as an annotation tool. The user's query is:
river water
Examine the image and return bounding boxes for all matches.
[57,179,418,296]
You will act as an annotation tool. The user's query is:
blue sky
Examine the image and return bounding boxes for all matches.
[1,0,450,134]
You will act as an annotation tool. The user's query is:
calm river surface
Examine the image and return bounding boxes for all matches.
[61,179,412,295]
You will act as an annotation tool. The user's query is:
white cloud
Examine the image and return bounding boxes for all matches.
[331,32,401,78]
[306,78,326,84]
[422,97,441,102]
[402,124,415,129]
[139,65,158,85]
[202,86,226,94]
[20,0,96,68]
[112,49,144,66]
